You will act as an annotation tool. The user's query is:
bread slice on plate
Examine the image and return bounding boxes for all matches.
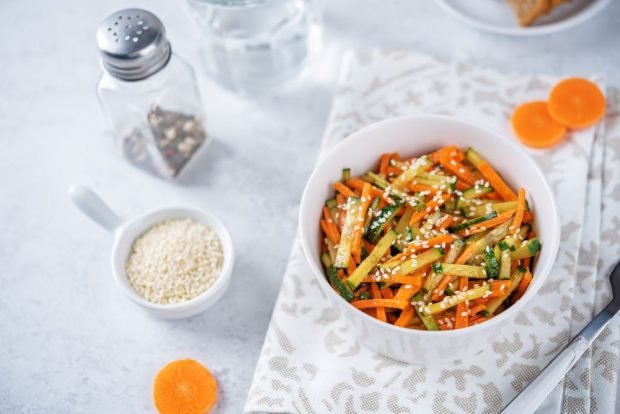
[507,0,550,26]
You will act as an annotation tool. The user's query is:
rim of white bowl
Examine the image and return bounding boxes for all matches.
[299,113,561,337]
[111,206,235,311]
[433,0,611,37]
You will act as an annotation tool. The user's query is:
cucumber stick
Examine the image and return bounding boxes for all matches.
[335,197,362,267]
[441,263,487,278]
[499,250,511,280]
[327,266,355,302]
[466,201,517,218]
[412,292,439,330]
[484,247,500,279]
[425,284,491,315]
[511,238,542,260]
[380,246,444,274]
[366,203,401,243]
[448,212,497,232]
[486,267,525,314]
[346,230,398,289]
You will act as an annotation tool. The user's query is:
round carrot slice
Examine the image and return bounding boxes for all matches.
[153,359,218,414]
[511,101,567,149]
[548,78,606,129]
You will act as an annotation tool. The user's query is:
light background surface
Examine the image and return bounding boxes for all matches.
[1,0,619,412]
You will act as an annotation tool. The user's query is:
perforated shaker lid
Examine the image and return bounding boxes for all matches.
[96,9,171,81]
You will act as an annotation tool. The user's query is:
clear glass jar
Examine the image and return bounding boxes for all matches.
[96,8,208,179]
[185,0,322,94]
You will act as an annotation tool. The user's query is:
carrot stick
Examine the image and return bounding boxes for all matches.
[455,180,470,191]
[320,220,340,245]
[512,270,532,303]
[370,282,386,321]
[406,183,438,194]
[347,178,384,198]
[352,299,409,310]
[379,153,391,175]
[510,188,526,233]
[387,166,403,177]
[456,242,478,264]
[436,215,455,231]
[461,210,516,236]
[469,303,487,316]
[394,304,415,327]
[409,194,450,226]
[431,274,454,301]
[489,280,511,298]
[455,277,469,329]
[347,257,357,276]
[522,257,531,269]
[381,287,394,299]
[439,155,478,186]
[523,211,534,223]
[475,161,517,201]
[333,182,355,198]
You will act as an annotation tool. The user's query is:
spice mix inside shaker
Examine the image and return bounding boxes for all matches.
[96,8,208,179]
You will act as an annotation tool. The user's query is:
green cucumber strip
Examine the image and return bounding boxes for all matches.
[484,247,500,279]
[341,168,351,183]
[412,292,440,330]
[448,212,498,232]
[444,239,465,264]
[380,246,444,273]
[346,230,398,289]
[423,271,444,294]
[335,197,362,267]
[416,172,454,183]
[321,253,332,268]
[325,198,338,208]
[499,250,511,280]
[363,196,381,232]
[365,204,400,243]
[364,171,390,189]
[511,238,542,260]
[465,148,484,167]
[425,284,490,315]
[466,201,517,218]
[395,207,415,235]
[441,263,487,278]
[326,238,337,265]
[327,266,355,302]
[486,267,525,314]
[460,185,493,200]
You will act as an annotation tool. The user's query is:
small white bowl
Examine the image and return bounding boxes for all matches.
[69,185,234,319]
[299,114,560,364]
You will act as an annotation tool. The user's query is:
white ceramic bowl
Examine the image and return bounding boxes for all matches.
[299,114,560,364]
[69,186,234,319]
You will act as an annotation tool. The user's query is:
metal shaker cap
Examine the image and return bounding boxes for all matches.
[96,9,171,81]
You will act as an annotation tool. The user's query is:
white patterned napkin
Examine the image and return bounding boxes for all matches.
[244,50,619,413]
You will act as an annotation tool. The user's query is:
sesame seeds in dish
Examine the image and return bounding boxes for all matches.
[125,218,224,304]
[319,146,541,331]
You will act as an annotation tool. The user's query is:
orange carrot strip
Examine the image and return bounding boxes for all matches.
[347,178,384,198]
[469,315,488,326]
[489,280,511,298]
[512,270,532,303]
[333,182,355,198]
[347,257,357,276]
[387,166,403,177]
[431,274,454,301]
[475,161,517,201]
[440,155,478,186]
[352,299,409,310]
[409,194,450,226]
[455,277,469,329]
[381,287,394,299]
[510,188,526,233]
[469,303,487,316]
[462,210,516,236]
[523,211,534,223]
[406,182,439,194]
[379,153,391,175]
[320,220,340,245]
[370,282,386,322]
[522,257,531,269]
[394,304,415,327]
[456,242,479,264]
[455,180,470,191]
[436,215,455,231]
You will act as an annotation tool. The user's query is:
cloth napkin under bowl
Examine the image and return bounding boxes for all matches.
[244,50,620,414]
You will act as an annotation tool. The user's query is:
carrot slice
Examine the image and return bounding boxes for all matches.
[379,153,391,175]
[548,78,606,129]
[510,188,526,233]
[511,101,567,149]
[394,304,415,327]
[153,359,217,414]
[320,220,340,245]
[439,154,478,186]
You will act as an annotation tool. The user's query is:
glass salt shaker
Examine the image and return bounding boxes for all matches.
[96,8,208,179]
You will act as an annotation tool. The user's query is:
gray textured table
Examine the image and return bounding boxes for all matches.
[1,0,619,413]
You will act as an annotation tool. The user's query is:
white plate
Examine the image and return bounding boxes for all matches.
[434,0,611,36]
